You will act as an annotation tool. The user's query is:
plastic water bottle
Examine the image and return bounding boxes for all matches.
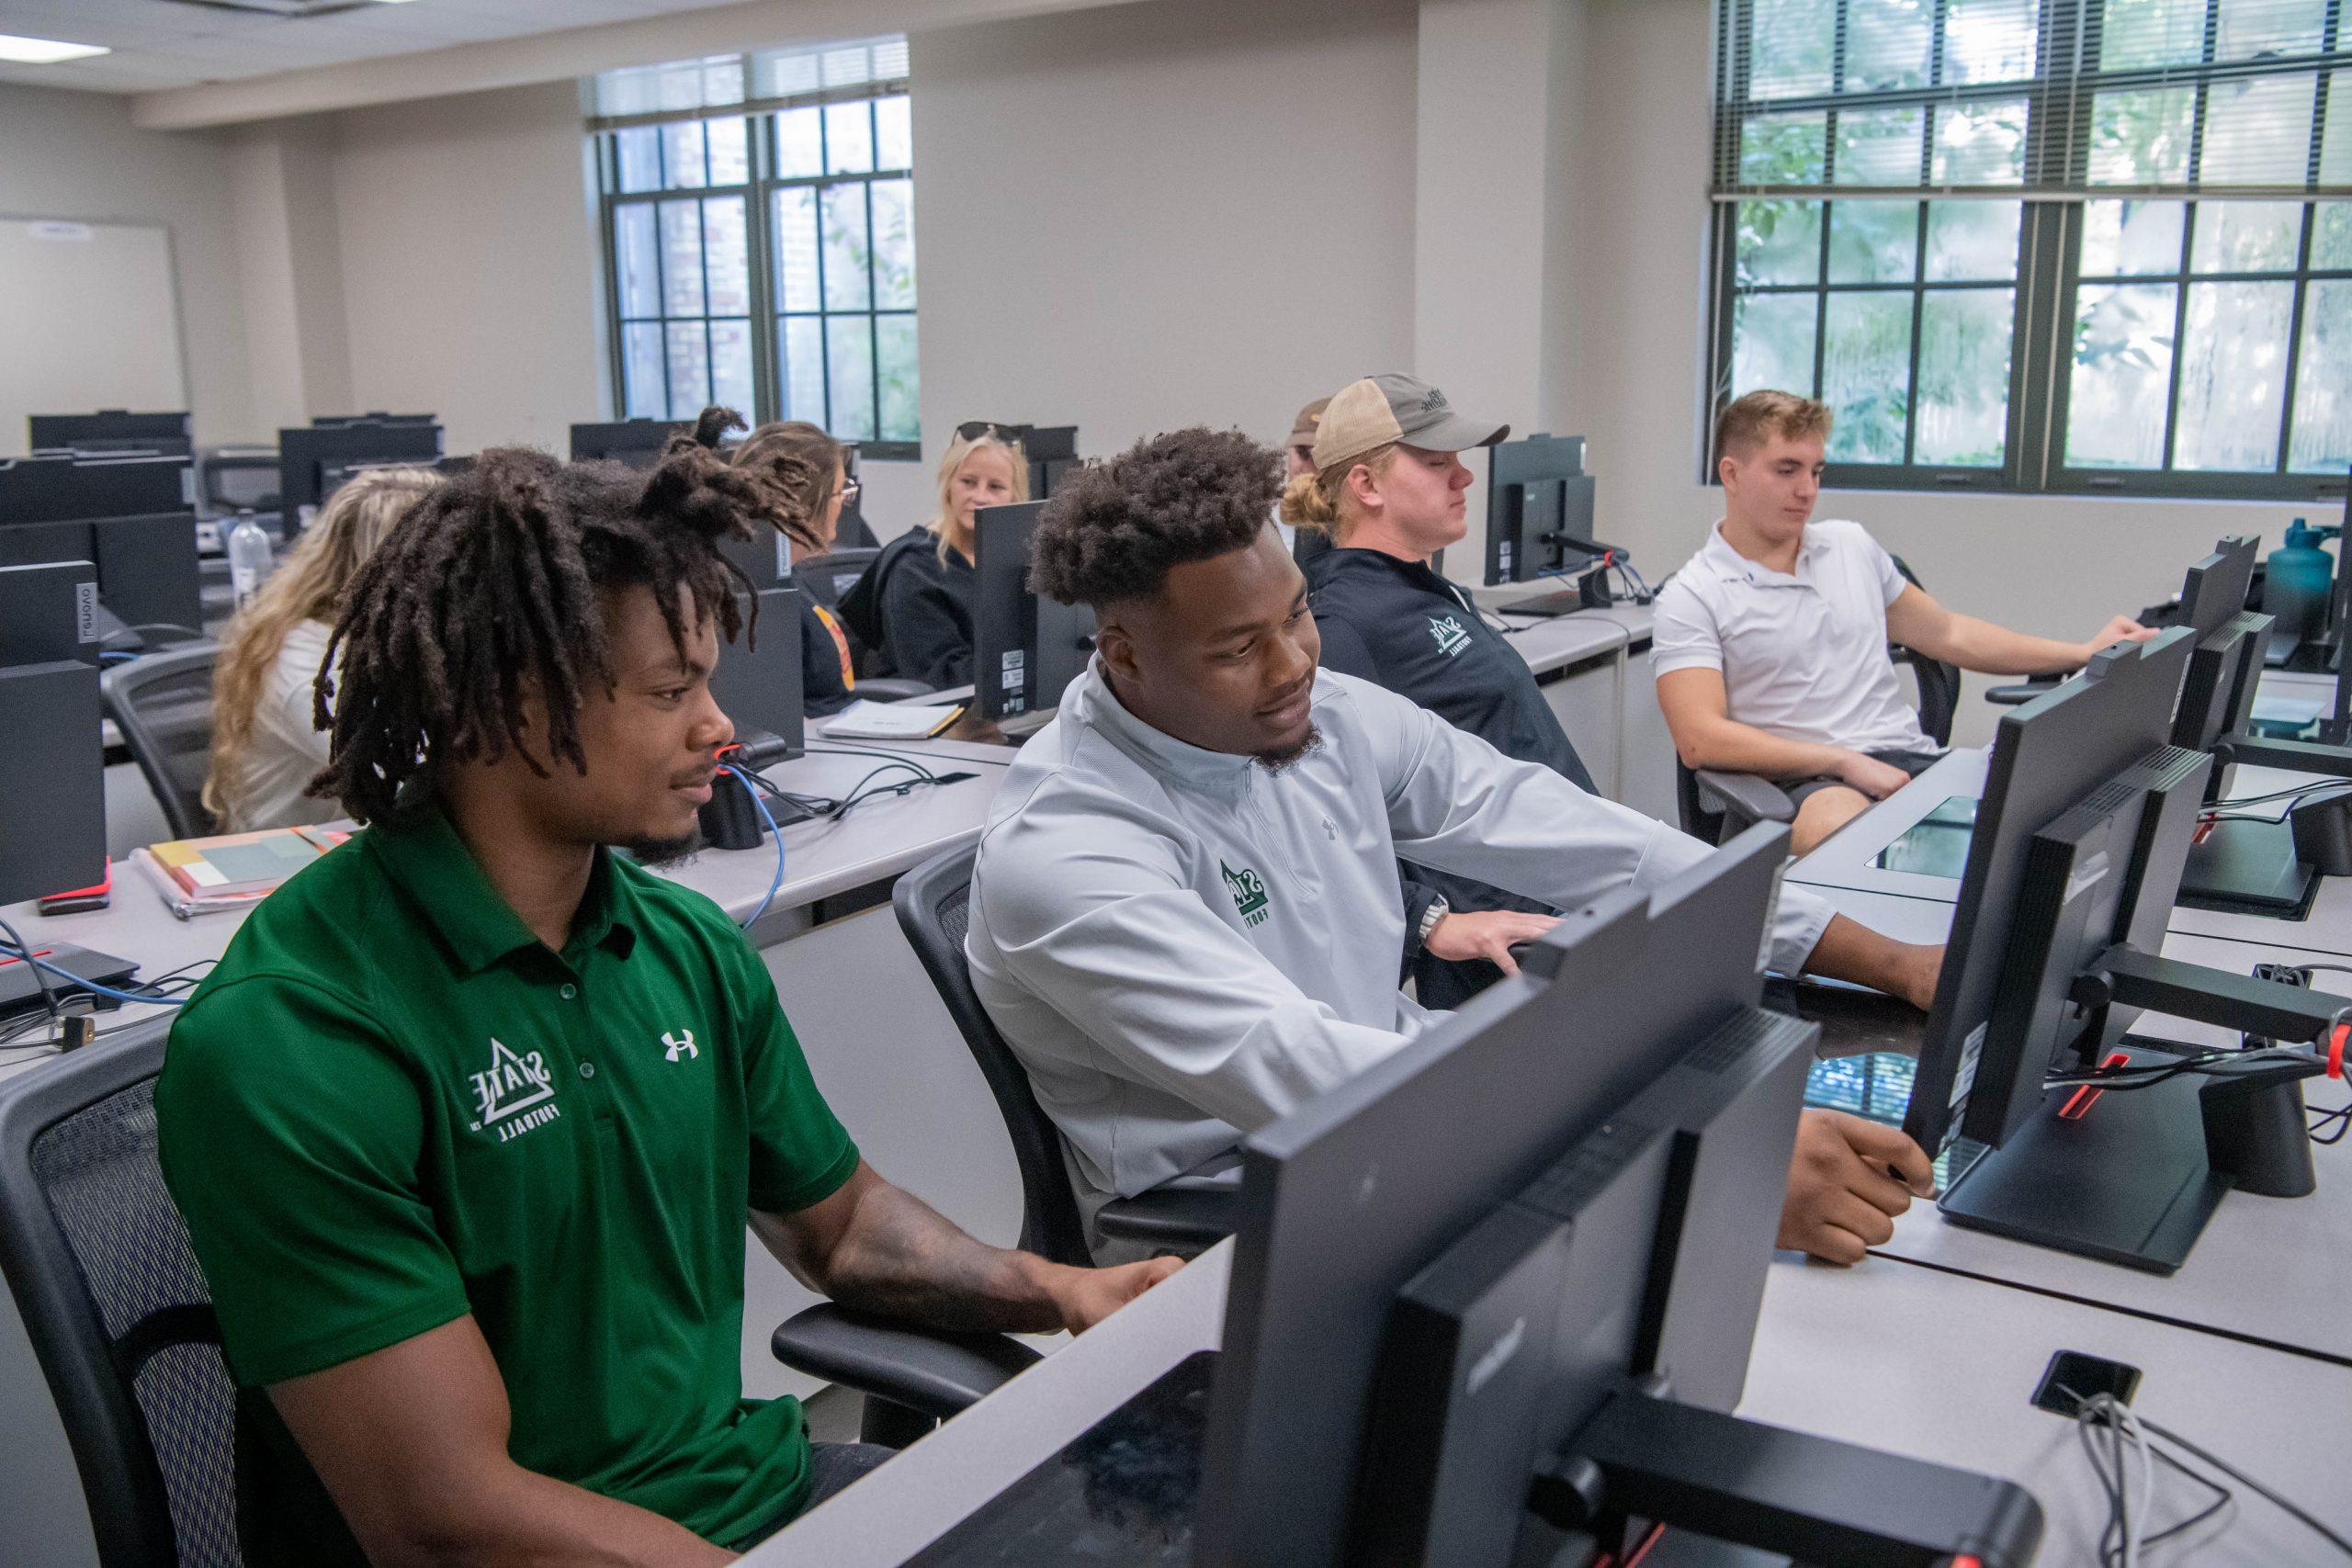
[227,512,276,612]
[2263,518,2336,652]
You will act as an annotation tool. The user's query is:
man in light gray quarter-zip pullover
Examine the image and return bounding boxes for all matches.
[967,427,1944,1268]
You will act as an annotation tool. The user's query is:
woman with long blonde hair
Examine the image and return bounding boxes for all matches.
[868,426,1028,687]
[203,467,442,830]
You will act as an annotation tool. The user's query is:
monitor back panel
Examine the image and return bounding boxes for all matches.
[1197,829,1783,1568]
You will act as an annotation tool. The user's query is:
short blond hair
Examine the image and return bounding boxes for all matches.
[1715,389,1833,465]
[930,430,1030,559]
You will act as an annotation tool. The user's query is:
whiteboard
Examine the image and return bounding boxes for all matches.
[0,218,187,458]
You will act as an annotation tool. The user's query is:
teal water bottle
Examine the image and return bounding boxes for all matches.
[2263,518,2336,652]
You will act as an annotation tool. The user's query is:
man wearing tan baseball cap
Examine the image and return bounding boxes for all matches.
[1309,372,1510,471]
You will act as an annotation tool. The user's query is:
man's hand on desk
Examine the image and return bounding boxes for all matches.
[1040,1255,1185,1334]
[1424,909,1562,974]
[1835,751,1915,801]
[1780,1110,1937,1266]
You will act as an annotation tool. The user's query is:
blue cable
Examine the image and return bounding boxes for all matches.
[718,763,786,931]
[0,940,189,1008]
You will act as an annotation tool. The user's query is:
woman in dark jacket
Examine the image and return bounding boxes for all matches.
[870,426,1028,687]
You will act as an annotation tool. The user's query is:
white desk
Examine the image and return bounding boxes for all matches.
[1787,748,2352,958]
[763,1240,2352,1564]
[1793,882,2352,1366]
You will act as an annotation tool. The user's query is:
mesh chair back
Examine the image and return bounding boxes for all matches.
[1674,760,1727,843]
[795,547,881,614]
[0,1022,242,1567]
[1886,555,1962,748]
[100,644,219,840]
[892,844,1093,1267]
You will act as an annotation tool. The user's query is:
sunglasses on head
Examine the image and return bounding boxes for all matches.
[956,421,1027,444]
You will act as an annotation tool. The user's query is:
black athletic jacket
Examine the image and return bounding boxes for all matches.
[1307,546,1600,1010]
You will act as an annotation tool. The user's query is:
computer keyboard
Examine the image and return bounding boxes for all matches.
[906,1350,1216,1565]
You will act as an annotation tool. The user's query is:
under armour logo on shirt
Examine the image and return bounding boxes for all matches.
[662,1029,698,1063]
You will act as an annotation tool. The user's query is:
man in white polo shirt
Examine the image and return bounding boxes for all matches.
[1655,389,2154,854]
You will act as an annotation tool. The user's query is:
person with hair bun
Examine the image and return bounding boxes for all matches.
[155,446,1177,1567]
[1284,374,1597,1010]
[684,405,862,716]
[203,465,443,831]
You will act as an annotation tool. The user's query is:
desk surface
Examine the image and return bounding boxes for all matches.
[764,1239,2350,1565]
[1493,610,1626,676]
[1788,748,2352,957]
[1798,882,2352,1366]
[1,738,1013,1084]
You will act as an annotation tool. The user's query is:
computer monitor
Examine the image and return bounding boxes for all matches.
[314,412,436,427]
[28,410,191,457]
[707,582,807,761]
[0,562,106,906]
[570,419,687,469]
[277,421,444,533]
[1481,434,1623,618]
[0,453,201,638]
[1895,631,2350,1271]
[1196,827,2042,1568]
[973,501,1095,722]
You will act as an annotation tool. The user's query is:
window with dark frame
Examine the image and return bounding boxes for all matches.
[592,40,919,458]
[1709,0,2351,500]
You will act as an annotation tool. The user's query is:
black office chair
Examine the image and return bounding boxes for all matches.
[793,547,934,698]
[100,644,219,840]
[1672,557,1962,845]
[0,1020,243,1567]
[769,843,1232,1446]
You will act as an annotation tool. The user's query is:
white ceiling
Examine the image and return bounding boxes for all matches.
[0,0,735,95]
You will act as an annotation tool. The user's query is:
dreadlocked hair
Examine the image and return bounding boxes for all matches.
[674,403,835,553]
[310,443,775,823]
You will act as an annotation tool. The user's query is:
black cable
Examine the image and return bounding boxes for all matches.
[2129,1409,2352,1557]
[0,917,63,1030]
[803,744,939,780]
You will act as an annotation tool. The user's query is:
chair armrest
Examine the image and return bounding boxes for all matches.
[854,678,937,702]
[1693,768,1797,828]
[1095,1186,1237,1254]
[772,1303,1042,1421]
[1984,675,2063,706]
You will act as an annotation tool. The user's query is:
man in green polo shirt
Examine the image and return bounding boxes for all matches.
[157,445,1177,1565]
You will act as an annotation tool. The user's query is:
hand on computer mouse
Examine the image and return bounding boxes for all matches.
[1780,1111,1937,1267]
[1423,909,1561,974]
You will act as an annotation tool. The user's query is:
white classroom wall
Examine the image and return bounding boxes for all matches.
[0,84,254,449]
[0,0,2326,738]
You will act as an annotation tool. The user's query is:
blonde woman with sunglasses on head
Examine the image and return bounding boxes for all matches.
[203,467,442,831]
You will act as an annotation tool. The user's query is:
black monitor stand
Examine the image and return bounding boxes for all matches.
[2177,730,2352,915]
[1943,943,2346,1274]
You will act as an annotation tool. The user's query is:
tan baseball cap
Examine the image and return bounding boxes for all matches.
[1310,374,1509,471]
[1286,397,1331,449]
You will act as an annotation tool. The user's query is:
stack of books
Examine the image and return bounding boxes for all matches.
[134,824,351,919]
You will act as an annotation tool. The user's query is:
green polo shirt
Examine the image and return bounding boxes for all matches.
[155,804,859,1562]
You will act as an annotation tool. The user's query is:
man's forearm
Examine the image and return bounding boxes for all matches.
[1940,613,2086,676]
[758,1185,1065,1334]
[363,1462,732,1568]
[1800,912,1939,1010]
[1678,713,1850,782]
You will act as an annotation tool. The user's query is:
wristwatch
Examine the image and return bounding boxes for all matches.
[1417,896,1450,949]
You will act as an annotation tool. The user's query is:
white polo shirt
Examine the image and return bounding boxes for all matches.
[1652,518,1935,756]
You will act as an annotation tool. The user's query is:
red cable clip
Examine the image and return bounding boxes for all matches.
[2327,1022,2346,1080]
